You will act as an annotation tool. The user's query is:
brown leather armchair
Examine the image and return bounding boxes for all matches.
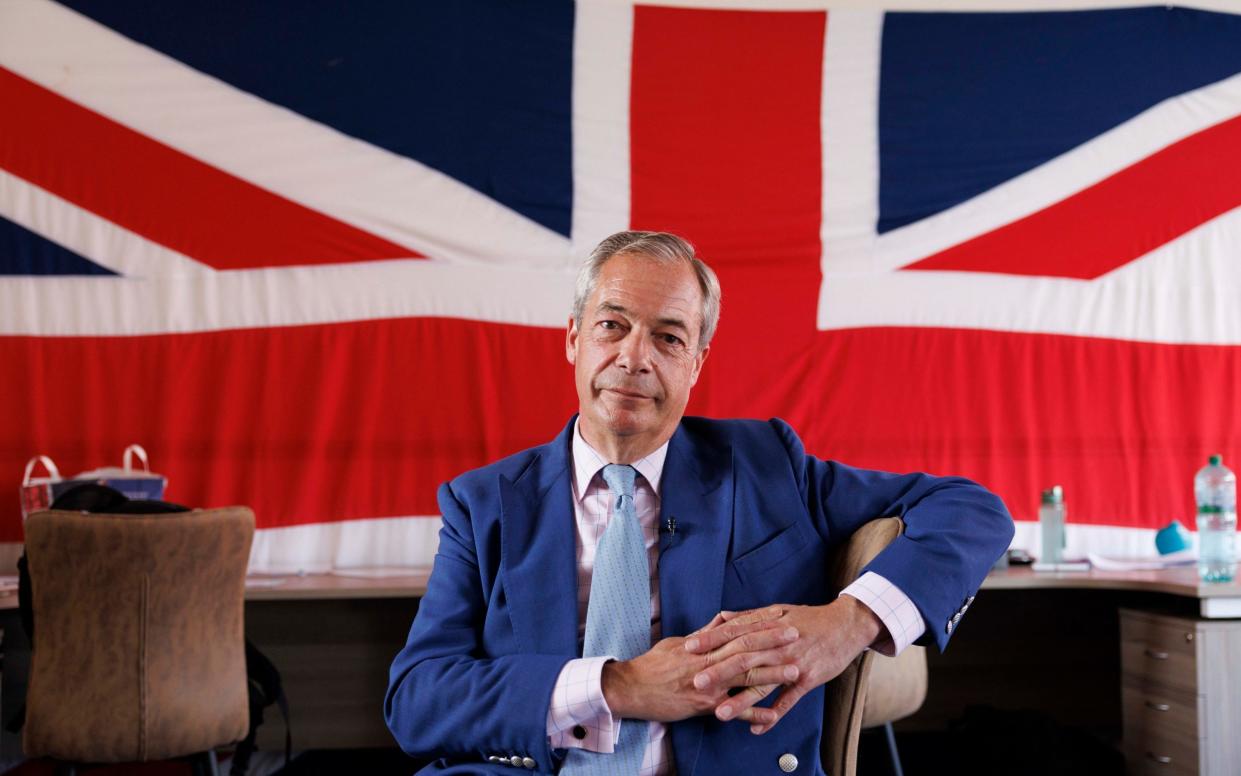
[22,507,255,774]
[821,516,928,776]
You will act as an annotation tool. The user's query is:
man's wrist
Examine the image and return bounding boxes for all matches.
[600,659,635,719]
[834,595,885,651]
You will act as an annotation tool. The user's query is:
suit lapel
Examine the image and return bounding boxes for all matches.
[658,422,734,776]
[658,423,734,636]
[500,419,579,656]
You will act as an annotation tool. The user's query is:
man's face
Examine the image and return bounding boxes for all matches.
[567,252,710,453]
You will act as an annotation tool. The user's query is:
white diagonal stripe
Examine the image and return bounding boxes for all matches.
[819,204,1241,343]
[0,169,210,278]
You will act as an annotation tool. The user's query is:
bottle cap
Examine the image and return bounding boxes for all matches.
[1041,485,1063,504]
[1210,454,1222,466]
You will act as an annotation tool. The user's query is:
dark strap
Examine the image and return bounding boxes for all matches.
[229,640,292,775]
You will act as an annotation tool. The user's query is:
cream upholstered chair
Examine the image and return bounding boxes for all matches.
[820,517,928,776]
[862,641,928,776]
[23,507,254,774]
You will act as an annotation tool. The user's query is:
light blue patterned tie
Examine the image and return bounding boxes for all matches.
[562,464,651,776]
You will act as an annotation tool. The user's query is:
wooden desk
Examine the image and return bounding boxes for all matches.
[243,569,430,601]
[241,571,429,752]
[908,565,1241,775]
[983,565,1241,618]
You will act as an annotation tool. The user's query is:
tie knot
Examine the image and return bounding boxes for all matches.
[601,464,636,498]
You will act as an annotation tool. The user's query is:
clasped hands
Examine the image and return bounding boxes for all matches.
[600,597,884,735]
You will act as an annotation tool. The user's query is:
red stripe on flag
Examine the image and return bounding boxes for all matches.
[904,113,1241,279]
[0,67,419,269]
[0,319,574,542]
[801,327,1241,531]
[630,6,826,414]
[3,322,1237,543]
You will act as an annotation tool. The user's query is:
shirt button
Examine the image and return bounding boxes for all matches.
[573,725,587,740]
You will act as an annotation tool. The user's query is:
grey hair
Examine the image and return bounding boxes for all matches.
[572,231,722,350]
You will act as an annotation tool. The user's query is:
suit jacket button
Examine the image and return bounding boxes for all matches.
[572,725,587,740]
[509,755,524,767]
[779,753,799,772]
[488,756,501,763]
[522,757,536,769]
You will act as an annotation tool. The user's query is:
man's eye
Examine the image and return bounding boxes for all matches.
[660,333,684,346]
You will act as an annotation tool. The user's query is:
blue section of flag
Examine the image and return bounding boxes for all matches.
[0,215,116,276]
[878,7,1241,234]
[57,0,576,237]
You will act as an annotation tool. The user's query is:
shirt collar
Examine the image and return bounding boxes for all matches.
[571,417,669,502]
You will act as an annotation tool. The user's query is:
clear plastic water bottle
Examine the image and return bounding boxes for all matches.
[1040,485,1066,565]
[1195,454,1237,583]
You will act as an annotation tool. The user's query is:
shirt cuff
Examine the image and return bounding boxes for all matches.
[839,571,926,656]
[546,656,622,751]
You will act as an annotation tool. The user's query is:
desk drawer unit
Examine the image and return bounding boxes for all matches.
[1120,609,1241,776]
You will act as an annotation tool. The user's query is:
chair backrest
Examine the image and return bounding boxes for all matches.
[861,643,928,729]
[819,516,904,776]
[23,507,255,763]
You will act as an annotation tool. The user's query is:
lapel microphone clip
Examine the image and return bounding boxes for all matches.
[665,515,677,536]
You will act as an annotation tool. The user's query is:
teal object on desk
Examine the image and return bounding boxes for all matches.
[1155,520,1192,555]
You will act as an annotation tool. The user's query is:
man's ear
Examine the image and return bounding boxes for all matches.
[565,316,579,365]
[689,344,710,386]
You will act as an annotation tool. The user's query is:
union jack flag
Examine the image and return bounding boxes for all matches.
[3,0,1240,568]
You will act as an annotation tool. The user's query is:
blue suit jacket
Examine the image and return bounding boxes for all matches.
[386,416,1013,774]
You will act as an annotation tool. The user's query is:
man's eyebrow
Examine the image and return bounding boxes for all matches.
[656,316,690,333]
[597,302,691,334]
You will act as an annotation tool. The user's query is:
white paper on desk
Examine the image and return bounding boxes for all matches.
[1086,550,1196,571]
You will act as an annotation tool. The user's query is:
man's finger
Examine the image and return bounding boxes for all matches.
[749,682,810,735]
[714,660,801,720]
[732,701,780,726]
[691,639,798,691]
[718,606,784,627]
[684,609,788,653]
[714,682,780,721]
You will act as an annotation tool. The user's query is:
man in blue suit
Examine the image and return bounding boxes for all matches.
[386,231,1013,774]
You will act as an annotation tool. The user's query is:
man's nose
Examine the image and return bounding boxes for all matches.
[615,330,652,372]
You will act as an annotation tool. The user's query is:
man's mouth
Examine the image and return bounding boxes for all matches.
[604,388,651,400]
